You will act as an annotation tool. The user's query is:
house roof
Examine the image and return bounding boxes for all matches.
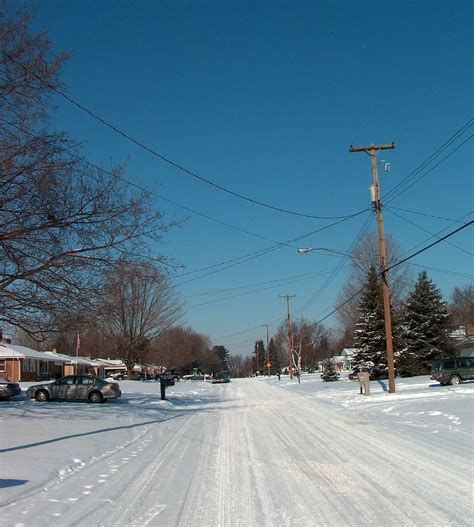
[0,344,68,362]
[341,348,357,358]
[43,351,99,366]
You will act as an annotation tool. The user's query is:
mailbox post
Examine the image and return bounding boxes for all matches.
[160,376,175,400]
[357,372,370,396]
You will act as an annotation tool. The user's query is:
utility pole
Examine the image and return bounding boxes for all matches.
[262,324,271,376]
[280,295,295,379]
[349,142,396,393]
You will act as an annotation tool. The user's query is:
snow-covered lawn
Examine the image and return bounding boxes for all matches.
[0,374,472,526]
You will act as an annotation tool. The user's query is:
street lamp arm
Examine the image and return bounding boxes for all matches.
[297,247,354,258]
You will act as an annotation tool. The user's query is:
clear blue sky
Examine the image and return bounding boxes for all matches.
[24,0,473,356]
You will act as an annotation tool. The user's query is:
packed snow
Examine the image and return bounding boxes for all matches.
[0,373,472,526]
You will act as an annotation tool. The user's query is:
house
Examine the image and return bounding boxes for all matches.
[330,348,357,371]
[451,325,474,357]
[0,343,69,382]
[43,351,104,377]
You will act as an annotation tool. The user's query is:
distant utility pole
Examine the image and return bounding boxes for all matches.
[280,295,295,379]
[349,142,396,393]
[262,324,271,376]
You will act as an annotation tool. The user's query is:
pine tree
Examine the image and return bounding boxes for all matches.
[397,271,453,376]
[320,359,340,382]
[253,340,265,375]
[352,264,388,378]
[268,338,281,375]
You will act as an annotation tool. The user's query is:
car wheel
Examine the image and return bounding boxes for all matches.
[88,391,103,404]
[449,375,462,386]
[35,390,49,402]
[173,377,179,383]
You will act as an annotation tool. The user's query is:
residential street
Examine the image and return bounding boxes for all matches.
[1,376,473,526]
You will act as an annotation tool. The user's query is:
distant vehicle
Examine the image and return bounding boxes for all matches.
[109,370,127,380]
[212,371,231,384]
[431,357,474,385]
[26,375,121,403]
[164,368,181,382]
[156,370,180,383]
[182,372,211,381]
[0,376,21,401]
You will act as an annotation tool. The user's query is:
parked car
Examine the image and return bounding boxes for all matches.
[0,376,22,401]
[182,373,211,381]
[212,371,231,384]
[109,370,127,380]
[164,368,181,382]
[26,375,121,403]
[431,357,474,385]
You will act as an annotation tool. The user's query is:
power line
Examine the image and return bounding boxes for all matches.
[408,263,473,280]
[386,208,473,257]
[314,220,473,325]
[386,220,473,272]
[185,268,340,298]
[386,206,467,224]
[0,118,305,249]
[297,211,375,314]
[5,52,366,221]
[384,119,473,203]
[174,212,366,283]
[400,211,473,258]
[187,267,340,309]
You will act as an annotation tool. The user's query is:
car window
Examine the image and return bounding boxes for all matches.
[78,377,94,385]
[56,376,75,385]
[443,360,455,369]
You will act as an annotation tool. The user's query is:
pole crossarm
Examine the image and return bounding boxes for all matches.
[349,143,395,153]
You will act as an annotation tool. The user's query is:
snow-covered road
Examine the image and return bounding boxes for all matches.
[1,375,473,526]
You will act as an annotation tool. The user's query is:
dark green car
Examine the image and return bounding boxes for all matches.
[431,357,474,385]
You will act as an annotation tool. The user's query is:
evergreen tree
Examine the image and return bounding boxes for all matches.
[320,359,340,382]
[267,338,281,375]
[253,340,265,375]
[212,345,231,372]
[397,271,453,376]
[352,264,388,378]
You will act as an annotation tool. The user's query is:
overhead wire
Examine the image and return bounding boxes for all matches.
[386,208,473,257]
[5,52,366,221]
[385,206,466,224]
[0,118,305,249]
[314,220,473,325]
[187,267,341,309]
[384,118,473,203]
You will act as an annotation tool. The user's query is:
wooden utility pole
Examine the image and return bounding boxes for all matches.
[349,143,397,393]
[262,323,271,376]
[280,295,295,379]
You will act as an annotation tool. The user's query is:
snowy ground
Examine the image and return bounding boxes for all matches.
[0,373,472,526]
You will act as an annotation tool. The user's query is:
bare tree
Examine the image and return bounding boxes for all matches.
[450,284,474,328]
[273,318,332,372]
[0,3,181,338]
[99,261,184,377]
[149,326,209,370]
[335,232,412,341]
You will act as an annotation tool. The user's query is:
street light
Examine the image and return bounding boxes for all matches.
[297,247,354,258]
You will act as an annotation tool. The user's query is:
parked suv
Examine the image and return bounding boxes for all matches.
[431,357,474,385]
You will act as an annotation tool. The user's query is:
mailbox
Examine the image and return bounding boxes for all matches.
[357,371,370,396]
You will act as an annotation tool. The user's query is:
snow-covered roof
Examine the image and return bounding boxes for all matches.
[341,348,357,358]
[43,351,99,366]
[94,358,125,366]
[0,344,68,362]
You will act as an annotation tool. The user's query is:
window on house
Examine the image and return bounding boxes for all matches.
[0,360,6,372]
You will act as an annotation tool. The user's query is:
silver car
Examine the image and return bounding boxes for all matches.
[26,374,121,403]
[0,376,22,401]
